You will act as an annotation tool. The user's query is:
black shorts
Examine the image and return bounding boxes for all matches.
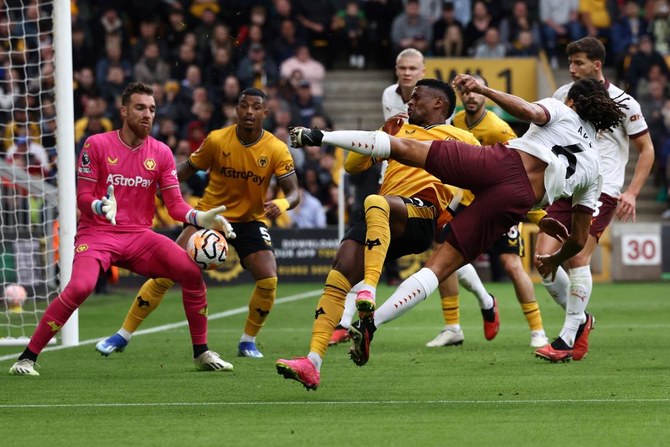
[491,223,524,257]
[343,196,437,260]
[186,221,273,261]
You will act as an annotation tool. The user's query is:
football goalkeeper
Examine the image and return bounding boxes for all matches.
[10,83,234,376]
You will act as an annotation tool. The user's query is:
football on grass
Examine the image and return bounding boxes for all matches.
[186,229,228,270]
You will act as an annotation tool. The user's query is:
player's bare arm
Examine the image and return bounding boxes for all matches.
[264,172,300,219]
[535,209,592,279]
[617,132,654,222]
[177,159,198,182]
[453,74,548,125]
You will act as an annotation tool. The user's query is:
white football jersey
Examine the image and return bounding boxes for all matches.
[506,98,603,210]
[553,81,648,197]
[382,83,407,120]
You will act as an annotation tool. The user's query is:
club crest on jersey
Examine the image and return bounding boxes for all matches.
[81,151,90,166]
[404,129,416,134]
[76,244,88,252]
[107,156,119,165]
[222,151,231,158]
[142,158,156,171]
[257,156,269,168]
[284,161,294,173]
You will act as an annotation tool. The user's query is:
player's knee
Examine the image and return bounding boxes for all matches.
[61,275,97,307]
[364,194,390,213]
[256,276,277,293]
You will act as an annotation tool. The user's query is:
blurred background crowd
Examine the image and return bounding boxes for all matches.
[2,0,670,226]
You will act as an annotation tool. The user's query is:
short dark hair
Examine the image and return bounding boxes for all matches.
[238,87,267,103]
[121,82,153,106]
[416,78,456,118]
[566,37,606,63]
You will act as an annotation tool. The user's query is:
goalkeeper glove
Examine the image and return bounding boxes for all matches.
[186,205,236,239]
[91,185,117,225]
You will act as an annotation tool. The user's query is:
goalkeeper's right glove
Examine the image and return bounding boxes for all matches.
[91,185,117,225]
[186,205,236,239]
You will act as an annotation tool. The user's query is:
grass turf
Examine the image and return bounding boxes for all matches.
[1,281,669,446]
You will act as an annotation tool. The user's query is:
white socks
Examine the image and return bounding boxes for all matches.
[542,266,570,309]
[322,130,391,159]
[338,281,363,329]
[457,264,493,309]
[118,328,133,341]
[240,333,256,343]
[307,352,323,371]
[374,268,439,326]
[559,266,592,346]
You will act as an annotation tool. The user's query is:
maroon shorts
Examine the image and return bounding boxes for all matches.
[426,141,536,262]
[546,193,618,240]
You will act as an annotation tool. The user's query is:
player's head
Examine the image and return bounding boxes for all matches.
[566,37,605,81]
[237,88,268,131]
[395,48,425,89]
[458,75,488,116]
[407,78,456,125]
[120,82,155,139]
[567,77,626,132]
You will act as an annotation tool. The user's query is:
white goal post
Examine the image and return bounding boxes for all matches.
[0,0,76,346]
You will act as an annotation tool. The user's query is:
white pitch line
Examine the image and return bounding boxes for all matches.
[0,289,322,362]
[1,398,669,409]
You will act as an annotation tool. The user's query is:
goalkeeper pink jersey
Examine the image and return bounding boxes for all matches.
[76,130,180,231]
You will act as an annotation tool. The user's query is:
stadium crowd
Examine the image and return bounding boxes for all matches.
[1,0,670,223]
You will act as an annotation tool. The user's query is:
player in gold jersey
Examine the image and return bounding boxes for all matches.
[96,88,300,360]
[426,75,550,349]
[275,79,479,390]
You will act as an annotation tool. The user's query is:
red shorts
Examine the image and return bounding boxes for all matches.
[546,193,618,240]
[426,141,536,262]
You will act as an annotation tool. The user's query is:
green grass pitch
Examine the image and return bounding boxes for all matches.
[1,281,669,446]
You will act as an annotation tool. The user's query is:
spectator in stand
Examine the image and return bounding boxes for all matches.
[5,135,49,176]
[193,7,220,54]
[133,42,170,85]
[74,97,113,143]
[92,7,127,54]
[99,65,127,115]
[171,42,199,81]
[205,23,237,69]
[164,7,189,53]
[578,0,614,43]
[272,18,304,66]
[540,0,583,69]
[71,22,96,72]
[154,117,179,151]
[237,6,272,54]
[269,0,303,38]
[647,0,670,55]
[131,18,169,64]
[72,67,100,119]
[332,1,368,69]
[290,79,328,128]
[391,0,433,55]
[294,0,336,67]
[155,81,186,128]
[638,79,668,175]
[280,45,326,101]
[239,23,266,57]
[612,1,649,84]
[507,29,541,56]
[463,0,496,55]
[204,47,236,92]
[432,2,464,56]
[288,176,328,229]
[499,1,542,54]
[236,43,279,90]
[178,65,204,109]
[95,42,132,89]
[625,34,670,96]
[474,27,506,58]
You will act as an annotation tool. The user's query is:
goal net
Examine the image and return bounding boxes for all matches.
[0,0,77,346]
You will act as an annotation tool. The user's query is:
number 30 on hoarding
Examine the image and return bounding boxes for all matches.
[622,234,660,266]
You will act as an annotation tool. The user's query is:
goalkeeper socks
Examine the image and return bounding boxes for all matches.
[193,344,208,358]
[18,348,38,362]
[181,286,208,346]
